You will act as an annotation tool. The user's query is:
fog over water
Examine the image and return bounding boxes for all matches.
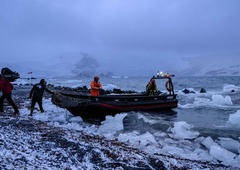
[1,0,240,77]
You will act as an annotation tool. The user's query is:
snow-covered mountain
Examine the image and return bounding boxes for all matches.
[179,56,240,76]
[1,53,113,78]
[1,54,240,78]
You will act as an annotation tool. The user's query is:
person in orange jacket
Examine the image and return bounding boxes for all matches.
[90,76,102,96]
[0,74,19,117]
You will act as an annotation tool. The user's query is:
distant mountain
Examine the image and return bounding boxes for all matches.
[45,53,115,78]
[180,56,240,76]
[0,53,115,78]
[1,54,239,78]
[0,53,82,78]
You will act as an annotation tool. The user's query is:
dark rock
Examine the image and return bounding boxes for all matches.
[182,89,190,94]
[182,89,195,94]
[200,88,207,93]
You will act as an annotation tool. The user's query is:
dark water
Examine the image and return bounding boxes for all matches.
[114,76,240,141]
[46,76,240,141]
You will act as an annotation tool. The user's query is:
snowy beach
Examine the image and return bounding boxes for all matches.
[1,76,240,169]
[0,109,232,170]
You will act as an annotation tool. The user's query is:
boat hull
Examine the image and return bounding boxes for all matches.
[67,101,177,119]
[52,92,178,119]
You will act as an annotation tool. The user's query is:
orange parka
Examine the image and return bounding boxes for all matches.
[90,80,102,96]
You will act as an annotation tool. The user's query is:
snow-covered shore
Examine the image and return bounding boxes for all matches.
[0,85,238,169]
[0,114,231,170]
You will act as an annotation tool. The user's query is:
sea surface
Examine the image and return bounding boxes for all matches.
[45,76,240,140]
[5,75,240,169]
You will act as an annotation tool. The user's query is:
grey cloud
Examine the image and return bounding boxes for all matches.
[0,0,240,76]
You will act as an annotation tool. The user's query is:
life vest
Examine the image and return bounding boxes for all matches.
[146,82,158,96]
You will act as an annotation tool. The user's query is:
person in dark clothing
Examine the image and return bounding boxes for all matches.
[29,79,52,116]
[165,78,174,95]
[0,74,19,117]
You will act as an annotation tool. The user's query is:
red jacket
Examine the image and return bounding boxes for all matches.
[90,80,102,96]
[0,78,13,94]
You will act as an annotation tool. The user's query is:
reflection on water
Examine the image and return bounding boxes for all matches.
[123,110,178,133]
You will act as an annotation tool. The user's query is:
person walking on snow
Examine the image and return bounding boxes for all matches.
[29,79,52,116]
[0,74,19,117]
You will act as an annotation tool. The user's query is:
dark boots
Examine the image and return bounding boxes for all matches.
[30,108,33,116]
[30,108,44,116]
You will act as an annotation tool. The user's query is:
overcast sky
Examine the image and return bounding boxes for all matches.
[1,0,240,76]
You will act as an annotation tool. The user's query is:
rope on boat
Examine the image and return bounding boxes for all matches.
[80,95,91,115]
[51,93,90,108]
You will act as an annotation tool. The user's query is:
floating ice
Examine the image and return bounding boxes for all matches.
[96,114,127,138]
[68,116,82,123]
[161,145,185,157]
[65,79,82,83]
[13,78,31,86]
[103,83,118,90]
[212,94,233,105]
[229,110,240,127]
[202,136,218,150]
[118,131,157,147]
[210,145,236,165]
[223,84,239,93]
[219,137,240,154]
[169,121,199,140]
[202,137,240,167]
[224,95,233,105]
